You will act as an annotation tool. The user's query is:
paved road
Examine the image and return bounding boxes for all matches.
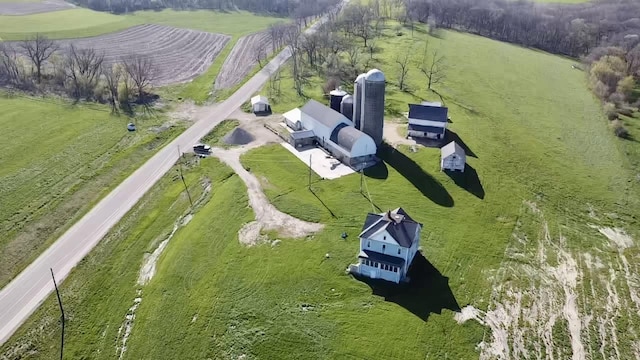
[0,13,334,345]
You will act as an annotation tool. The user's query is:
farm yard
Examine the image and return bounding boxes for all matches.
[2,13,640,359]
[0,0,73,15]
[215,31,273,90]
[9,24,231,85]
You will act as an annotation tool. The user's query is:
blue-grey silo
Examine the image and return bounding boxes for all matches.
[340,94,354,121]
[361,69,385,146]
[329,88,347,112]
[353,73,366,130]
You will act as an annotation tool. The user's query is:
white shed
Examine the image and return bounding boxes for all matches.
[283,108,304,131]
[441,141,466,172]
[251,95,270,113]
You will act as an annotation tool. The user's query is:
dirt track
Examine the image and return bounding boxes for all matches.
[9,24,230,86]
[215,31,273,90]
[0,0,73,15]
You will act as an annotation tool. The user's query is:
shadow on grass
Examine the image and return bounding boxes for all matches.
[378,144,454,207]
[363,161,388,179]
[443,130,477,158]
[444,165,485,199]
[310,188,337,218]
[356,252,460,321]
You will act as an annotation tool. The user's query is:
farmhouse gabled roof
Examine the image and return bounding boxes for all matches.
[441,141,465,158]
[251,95,269,105]
[301,99,353,129]
[359,207,422,248]
[408,104,448,122]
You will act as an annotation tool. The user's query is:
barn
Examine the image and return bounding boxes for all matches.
[440,141,466,172]
[283,99,377,169]
[251,95,270,114]
[407,103,449,140]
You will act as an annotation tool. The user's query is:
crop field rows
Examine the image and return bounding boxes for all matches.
[0,0,73,15]
[215,31,273,90]
[11,24,231,86]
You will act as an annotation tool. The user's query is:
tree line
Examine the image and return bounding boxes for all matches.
[0,35,157,114]
[70,0,340,17]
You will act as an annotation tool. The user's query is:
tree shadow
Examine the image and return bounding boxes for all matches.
[363,161,388,179]
[443,130,477,158]
[444,165,485,199]
[378,143,454,207]
[355,252,460,321]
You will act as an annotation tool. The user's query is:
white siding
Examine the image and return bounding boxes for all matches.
[441,154,465,172]
[349,134,377,158]
[408,118,447,129]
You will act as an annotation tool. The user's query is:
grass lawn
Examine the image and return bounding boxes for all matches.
[4,22,640,360]
[199,118,239,146]
[0,93,185,287]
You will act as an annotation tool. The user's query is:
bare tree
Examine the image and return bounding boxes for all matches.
[341,4,375,47]
[20,34,58,83]
[101,63,122,113]
[65,45,104,100]
[284,24,304,96]
[420,41,447,91]
[122,55,156,101]
[395,49,411,91]
[0,43,23,86]
[253,43,267,67]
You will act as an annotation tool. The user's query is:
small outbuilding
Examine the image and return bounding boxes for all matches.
[440,141,466,172]
[251,95,270,114]
[407,103,449,140]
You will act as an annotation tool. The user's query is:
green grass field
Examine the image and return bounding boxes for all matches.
[0,94,185,288]
[0,8,285,41]
[3,22,640,360]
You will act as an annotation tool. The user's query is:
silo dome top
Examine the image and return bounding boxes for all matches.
[330,88,348,96]
[365,69,385,82]
[355,73,366,83]
[341,94,353,103]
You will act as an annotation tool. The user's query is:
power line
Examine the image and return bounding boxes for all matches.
[50,268,65,360]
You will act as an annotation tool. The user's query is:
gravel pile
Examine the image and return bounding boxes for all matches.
[223,127,255,145]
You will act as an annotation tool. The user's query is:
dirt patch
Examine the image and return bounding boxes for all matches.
[0,0,73,15]
[215,31,273,90]
[211,145,323,246]
[223,127,255,145]
[596,226,634,249]
[8,24,230,86]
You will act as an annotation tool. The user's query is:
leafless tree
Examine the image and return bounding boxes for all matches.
[101,63,122,113]
[64,45,104,100]
[284,24,304,96]
[20,34,58,83]
[345,43,361,76]
[122,55,156,101]
[253,43,267,67]
[0,43,23,86]
[395,49,411,91]
[420,41,447,91]
[341,4,375,47]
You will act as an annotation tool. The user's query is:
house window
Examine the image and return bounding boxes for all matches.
[367,241,370,248]
[397,248,401,255]
[383,236,386,240]
[393,267,398,273]
[382,244,386,252]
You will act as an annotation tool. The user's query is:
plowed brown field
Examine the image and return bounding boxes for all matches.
[215,31,272,90]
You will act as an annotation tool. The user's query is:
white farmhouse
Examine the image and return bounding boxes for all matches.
[440,141,466,172]
[350,208,422,284]
[407,103,449,140]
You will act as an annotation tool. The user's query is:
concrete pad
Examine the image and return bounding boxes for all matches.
[281,143,355,180]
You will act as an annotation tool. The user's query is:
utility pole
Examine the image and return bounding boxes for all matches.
[50,268,64,360]
[177,146,194,209]
[308,154,312,190]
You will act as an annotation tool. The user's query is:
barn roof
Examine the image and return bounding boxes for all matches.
[290,130,315,139]
[359,207,422,248]
[441,141,465,158]
[301,99,353,130]
[408,123,445,134]
[251,95,269,105]
[408,104,448,122]
[329,123,372,152]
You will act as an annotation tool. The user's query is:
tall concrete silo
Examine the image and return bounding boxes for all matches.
[340,94,354,121]
[361,69,385,146]
[353,73,366,130]
[329,88,347,112]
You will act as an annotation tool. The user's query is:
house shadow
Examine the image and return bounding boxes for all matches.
[363,161,388,179]
[378,144,454,207]
[443,130,477,158]
[355,252,460,321]
[444,165,485,199]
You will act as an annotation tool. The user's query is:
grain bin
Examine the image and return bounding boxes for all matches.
[329,88,347,112]
[361,69,385,146]
[353,73,366,129]
[340,95,354,121]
